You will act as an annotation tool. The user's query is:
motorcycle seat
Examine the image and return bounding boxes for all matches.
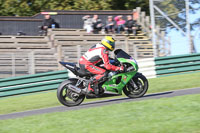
[76,68,92,77]
[59,61,92,77]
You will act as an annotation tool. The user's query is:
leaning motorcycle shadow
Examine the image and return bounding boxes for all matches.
[86,93,121,99]
[81,91,173,106]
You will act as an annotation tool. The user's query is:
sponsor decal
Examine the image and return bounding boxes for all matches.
[123,76,127,81]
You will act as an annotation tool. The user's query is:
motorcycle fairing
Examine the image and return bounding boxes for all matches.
[102,70,137,94]
[102,57,138,95]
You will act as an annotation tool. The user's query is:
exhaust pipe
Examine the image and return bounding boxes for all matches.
[68,84,82,94]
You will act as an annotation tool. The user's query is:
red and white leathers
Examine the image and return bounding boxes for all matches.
[79,43,121,92]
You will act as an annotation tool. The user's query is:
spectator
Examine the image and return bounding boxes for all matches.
[133,9,139,21]
[105,16,114,34]
[124,15,137,35]
[92,15,103,34]
[114,15,125,34]
[82,15,93,33]
[40,14,59,35]
[42,14,55,29]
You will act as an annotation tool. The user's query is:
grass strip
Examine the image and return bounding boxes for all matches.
[0,94,200,133]
[0,71,200,115]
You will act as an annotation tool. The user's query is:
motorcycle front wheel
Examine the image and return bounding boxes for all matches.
[123,73,148,98]
[57,79,85,107]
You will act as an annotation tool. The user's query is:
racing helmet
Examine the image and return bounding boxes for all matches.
[101,36,116,51]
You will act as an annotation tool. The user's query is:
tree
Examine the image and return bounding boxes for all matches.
[49,0,112,10]
[0,0,199,34]
[0,0,149,16]
[0,0,51,16]
[124,0,149,14]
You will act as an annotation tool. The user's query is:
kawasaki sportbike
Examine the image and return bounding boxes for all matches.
[57,49,148,107]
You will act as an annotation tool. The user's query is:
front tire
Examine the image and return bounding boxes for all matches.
[57,79,85,107]
[123,73,148,98]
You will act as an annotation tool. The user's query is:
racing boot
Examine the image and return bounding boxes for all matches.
[92,82,99,95]
[87,83,95,94]
[86,82,99,98]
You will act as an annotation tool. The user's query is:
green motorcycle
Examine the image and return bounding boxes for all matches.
[57,49,149,107]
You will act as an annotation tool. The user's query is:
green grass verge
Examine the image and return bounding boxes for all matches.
[0,94,200,133]
[0,72,200,115]
[149,71,200,93]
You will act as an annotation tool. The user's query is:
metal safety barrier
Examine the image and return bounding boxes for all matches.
[0,70,68,98]
[155,53,200,77]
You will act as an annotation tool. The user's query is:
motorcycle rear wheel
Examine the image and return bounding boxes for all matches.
[123,73,148,98]
[57,79,85,107]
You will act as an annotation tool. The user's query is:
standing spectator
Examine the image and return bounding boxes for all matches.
[82,15,93,33]
[42,14,55,29]
[105,16,114,34]
[114,15,125,34]
[92,15,103,34]
[40,14,59,35]
[124,15,137,35]
[133,9,139,21]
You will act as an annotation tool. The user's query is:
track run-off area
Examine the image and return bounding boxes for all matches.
[0,87,200,120]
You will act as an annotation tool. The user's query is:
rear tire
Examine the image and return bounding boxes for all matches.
[57,79,85,107]
[123,73,148,98]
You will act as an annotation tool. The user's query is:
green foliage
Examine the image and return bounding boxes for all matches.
[0,0,51,16]
[0,0,199,33]
[48,0,112,10]
[125,0,149,14]
[0,0,149,16]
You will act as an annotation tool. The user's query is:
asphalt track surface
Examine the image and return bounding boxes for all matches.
[0,87,200,120]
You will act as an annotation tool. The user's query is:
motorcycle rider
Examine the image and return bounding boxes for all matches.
[79,36,124,95]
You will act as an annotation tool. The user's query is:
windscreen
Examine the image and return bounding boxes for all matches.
[114,49,132,59]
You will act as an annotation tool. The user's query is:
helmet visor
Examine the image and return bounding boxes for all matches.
[106,40,115,50]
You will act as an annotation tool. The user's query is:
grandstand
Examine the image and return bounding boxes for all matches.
[0,7,170,78]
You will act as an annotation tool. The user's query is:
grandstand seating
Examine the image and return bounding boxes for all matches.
[0,36,50,49]
[48,28,153,65]
[0,36,58,78]
[0,28,154,78]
